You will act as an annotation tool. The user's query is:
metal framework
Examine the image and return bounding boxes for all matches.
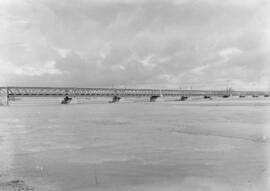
[0,86,269,98]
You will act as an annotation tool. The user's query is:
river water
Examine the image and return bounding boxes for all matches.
[0,98,270,190]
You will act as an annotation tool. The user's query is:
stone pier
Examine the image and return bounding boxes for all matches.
[110,96,121,103]
[150,95,160,102]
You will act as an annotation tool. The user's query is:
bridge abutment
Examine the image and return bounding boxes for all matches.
[0,96,9,106]
[0,88,9,106]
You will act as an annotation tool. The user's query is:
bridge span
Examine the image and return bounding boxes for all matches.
[0,86,269,105]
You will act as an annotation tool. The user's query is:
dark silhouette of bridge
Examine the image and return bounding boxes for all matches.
[0,86,269,105]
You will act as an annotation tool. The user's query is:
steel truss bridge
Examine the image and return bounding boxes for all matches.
[0,86,269,105]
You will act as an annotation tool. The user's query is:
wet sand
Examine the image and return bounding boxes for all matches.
[0,98,270,190]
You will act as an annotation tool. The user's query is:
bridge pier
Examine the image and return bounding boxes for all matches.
[61,96,72,104]
[6,95,9,106]
[110,96,121,103]
[177,96,188,101]
[150,95,160,102]
[204,95,212,99]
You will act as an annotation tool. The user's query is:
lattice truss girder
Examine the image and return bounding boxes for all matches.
[1,87,269,97]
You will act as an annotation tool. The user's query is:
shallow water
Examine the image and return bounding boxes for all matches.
[0,98,270,190]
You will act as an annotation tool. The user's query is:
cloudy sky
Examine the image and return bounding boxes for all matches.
[0,0,269,90]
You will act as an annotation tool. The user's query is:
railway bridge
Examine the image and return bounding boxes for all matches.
[0,86,269,105]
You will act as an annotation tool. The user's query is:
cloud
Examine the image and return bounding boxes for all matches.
[218,48,243,59]
[54,48,71,58]
[112,65,125,71]
[14,61,62,76]
[0,0,269,90]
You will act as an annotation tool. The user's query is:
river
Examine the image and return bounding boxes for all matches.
[0,98,270,190]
